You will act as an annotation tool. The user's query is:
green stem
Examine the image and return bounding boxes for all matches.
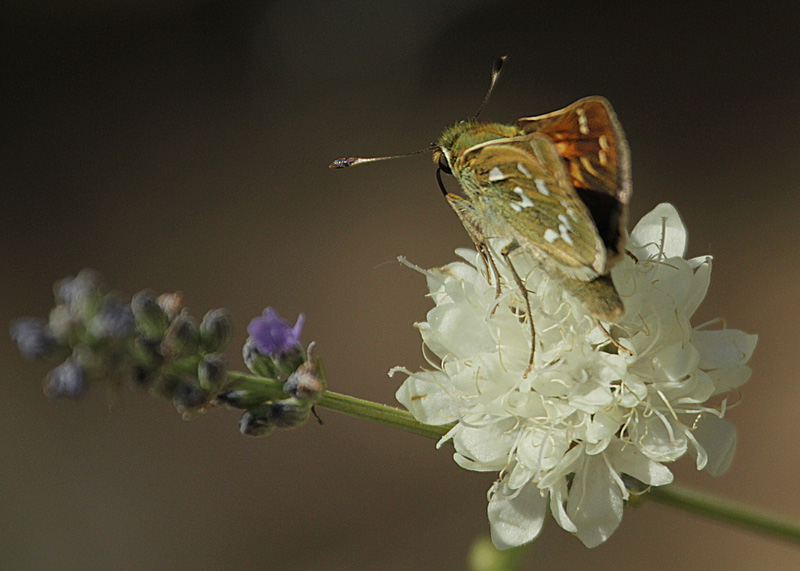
[228,370,800,548]
[648,484,800,546]
[317,390,452,440]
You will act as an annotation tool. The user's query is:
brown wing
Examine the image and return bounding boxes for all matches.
[516,97,630,265]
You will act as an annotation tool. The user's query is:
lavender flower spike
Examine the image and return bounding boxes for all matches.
[247,308,304,356]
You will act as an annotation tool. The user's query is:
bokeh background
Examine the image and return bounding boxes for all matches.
[2,2,799,569]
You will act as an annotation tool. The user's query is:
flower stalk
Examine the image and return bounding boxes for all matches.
[297,375,800,549]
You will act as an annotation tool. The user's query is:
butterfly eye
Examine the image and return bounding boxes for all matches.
[438,154,453,175]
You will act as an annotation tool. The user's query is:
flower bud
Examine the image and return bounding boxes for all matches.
[131,290,170,341]
[198,353,227,392]
[10,317,58,359]
[239,409,275,437]
[88,297,135,340]
[242,336,279,378]
[44,358,87,399]
[157,292,185,321]
[161,314,200,358]
[54,269,101,316]
[284,361,325,402]
[48,305,79,341]
[173,382,207,417]
[199,308,232,353]
[267,397,311,428]
[217,376,285,409]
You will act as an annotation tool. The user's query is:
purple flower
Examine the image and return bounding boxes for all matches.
[247,308,304,356]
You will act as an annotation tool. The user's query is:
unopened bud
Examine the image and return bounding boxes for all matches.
[199,308,232,353]
[161,314,200,358]
[88,297,135,340]
[284,361,325,402]
[131,290,170,341]
[10,317,58,359]
[198,353,227,391]
[48,305,79,341]
[157,292,185,321]
[239,409,275,437]
[267,397,311,428]
[54,269,101,315]
[44,358,87,399]
[173,382,207,417]
[242,336,279,378]
[217,376,285,409]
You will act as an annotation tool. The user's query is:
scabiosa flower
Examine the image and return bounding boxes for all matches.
[247,308,305,356]
[393,203,757,549]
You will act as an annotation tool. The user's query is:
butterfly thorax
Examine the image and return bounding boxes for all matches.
[434,121,521,168]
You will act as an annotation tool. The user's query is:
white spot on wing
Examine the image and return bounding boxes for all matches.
[558,222,574,245]
[510,203,522,212]
[577,107,589,135]
[544,229,559,243]
[513,186,536,209]
[488,166,505,182]
[517,162,532,178]
[534,178,551,196]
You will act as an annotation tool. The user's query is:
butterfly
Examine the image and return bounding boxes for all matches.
[433,93,631,323]
[331,57,631,333]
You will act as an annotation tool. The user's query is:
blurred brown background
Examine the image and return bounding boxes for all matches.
[2,2,799,569]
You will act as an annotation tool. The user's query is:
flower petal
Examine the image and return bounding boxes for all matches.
[566,454,624,548]
[693,330,758,370]
[630,203,687,259]
[692,414,737,476]
[394,370,460,425]
[488,479,548,549]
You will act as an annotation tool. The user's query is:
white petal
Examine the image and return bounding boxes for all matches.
[633,414,688,462]
[566,454,624,548]
[685,256,712,318]
[488,480,548,549]
[692,330,758,370]
[426,302,495,359]
[692,414,737,476]
[608,441,674,486]
[630,203,687,259]
[453,418,517,464]
[709,365,752,395]
[569,382,614,413]
[395,371,460,425]
[651,342,700,382]
[549,479,577,533]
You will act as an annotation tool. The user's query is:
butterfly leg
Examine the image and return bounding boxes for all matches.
[500,241,536,375]
[594,319,633,355]
[445,193,503,296]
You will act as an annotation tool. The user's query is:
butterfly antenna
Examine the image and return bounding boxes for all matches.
[472,55,506,120]
[329,145,434,169]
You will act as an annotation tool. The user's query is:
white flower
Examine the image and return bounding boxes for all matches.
[392,203,757,548]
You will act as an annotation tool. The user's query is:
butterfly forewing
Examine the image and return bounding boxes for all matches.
[515,96,630,265]
[458,133,607,280]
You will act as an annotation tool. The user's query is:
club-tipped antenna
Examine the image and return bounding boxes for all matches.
[329,145,435,169]
[472,55,506,120]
